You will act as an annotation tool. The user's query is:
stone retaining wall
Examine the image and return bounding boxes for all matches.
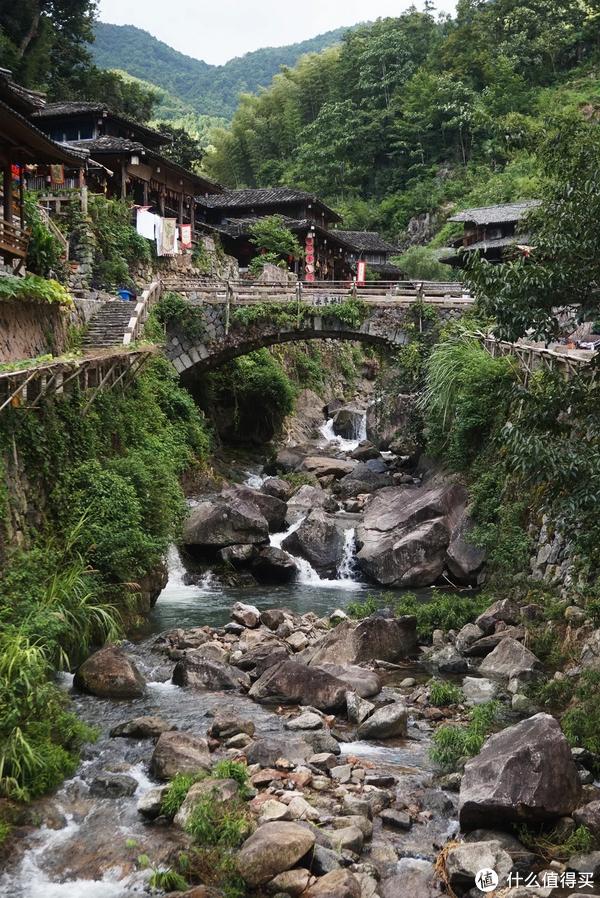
[0,300,69,363]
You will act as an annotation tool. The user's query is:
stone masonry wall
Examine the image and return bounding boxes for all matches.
[0,300,69,363]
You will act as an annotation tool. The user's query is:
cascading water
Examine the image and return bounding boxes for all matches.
[319,409,367,453]
[270,519,363,591]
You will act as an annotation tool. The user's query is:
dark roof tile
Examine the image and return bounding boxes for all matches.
[333,230,400,253]
[196,187,341,221]
[449,200,542,225]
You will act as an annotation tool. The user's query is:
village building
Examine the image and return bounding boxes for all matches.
[333,230,403,281]
[442,200,541,268]
[0,69,86,270]
[195,187,354,280]
[30,100,220,240]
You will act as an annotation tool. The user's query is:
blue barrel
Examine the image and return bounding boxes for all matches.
[117,289,135,301]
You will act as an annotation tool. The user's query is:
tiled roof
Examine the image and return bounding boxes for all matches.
[196,187,341,222]
[0,99,87,165]
[32,101,167,147]
[213,215,354,248]
[70,137,220,192]
[333,230,399,253]
[449,200,542,225]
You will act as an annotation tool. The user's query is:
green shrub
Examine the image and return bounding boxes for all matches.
[212,760,250,797]
[394,591,489,640]
[561,671,600,766]
[152,292,206,341]
[87,196,151,290]
[148,869,189,892]
[347,596,380,619]
[161,773,205,818]
[428,679,463,707]
[516,823,595,861]
[430,701,502,770]
[185,795,252,847]
[0,274,72,308]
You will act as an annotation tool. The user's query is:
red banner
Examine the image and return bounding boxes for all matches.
[357,260,366,285]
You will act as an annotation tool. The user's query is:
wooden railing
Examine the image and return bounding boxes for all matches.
[123,280,162,346]
[160,277,471,305]
[479,332,595,382]
[37,204,69,260]
[0,219,29,261]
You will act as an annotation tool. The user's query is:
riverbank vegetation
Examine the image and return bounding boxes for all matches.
[0,359,211,813]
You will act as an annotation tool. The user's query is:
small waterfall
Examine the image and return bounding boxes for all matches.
[160,546,216,602]
[319,410,367,453]
[337,528,359,582]
[270,520,363,591]
[244,469,267,489]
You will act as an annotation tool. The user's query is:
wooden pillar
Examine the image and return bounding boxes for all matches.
[79,167,88,214]
[120,159,127,200]
[143,180,149,206]
[3,160,12,221]
[178,190,184,228]
[159,190,165,216]
[18,166,24,228]
[190,197,195,238]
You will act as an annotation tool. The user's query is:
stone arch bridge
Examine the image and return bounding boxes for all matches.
[164,281,473,377]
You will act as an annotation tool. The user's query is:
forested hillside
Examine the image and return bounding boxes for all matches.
[203,3,600,251]
[91,22,352,118]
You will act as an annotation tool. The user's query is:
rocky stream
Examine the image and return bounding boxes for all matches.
[2,401,598,898]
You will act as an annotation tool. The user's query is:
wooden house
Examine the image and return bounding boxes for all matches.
[0,69,85,269]
[333,230,403,280]
[31,101,220,235]
[196,187,353,280]
[442,201,541,268]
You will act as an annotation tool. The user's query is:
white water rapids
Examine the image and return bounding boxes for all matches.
[269,518,363,591]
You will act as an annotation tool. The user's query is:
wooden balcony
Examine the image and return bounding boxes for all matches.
[0,219,29,266]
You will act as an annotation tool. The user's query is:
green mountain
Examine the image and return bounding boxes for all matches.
[91,22,351,119]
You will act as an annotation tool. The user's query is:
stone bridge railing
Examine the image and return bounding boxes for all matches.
[165,284,474,376]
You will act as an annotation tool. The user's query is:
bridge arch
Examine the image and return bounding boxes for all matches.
[165,298,465,376]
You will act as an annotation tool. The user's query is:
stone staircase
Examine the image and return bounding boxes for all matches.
[82,301,134,349]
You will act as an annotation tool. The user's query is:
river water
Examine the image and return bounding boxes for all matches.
[1,412,456,897]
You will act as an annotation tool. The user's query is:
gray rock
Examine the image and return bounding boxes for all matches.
[232,601,261,628]
[224,485,287,532]
[172,654,251,691]
[236,821,316,886]
[110,716,173,739]
[74,646,145,699]
[285,711,324,731]
[245,736,312,767]
[207,714,255,739]
[455,623,485,654]
[312,844,342,875]
[332,406,365,440]
[316,663,381,699]
[479,637,542,682]
[475,600,521,635]
[137,784,169,819]
[357,703,408,740]
[346,691,375,725]
[335,466,393,499]
[249,661,347,711]
[286,485,330,524]
[426,643,468,674]
[174,777,239,828]
[183,496,269,548]
[379,809,411,830]
[262,477,294,502]
[446,509,486,585]
[568,850,600,878]
[380,859,440,898]
[304,869,361,898]
[252,546,297,584]
[307,616,417,667]
[462,676,498,706]
[150,731,211,780]
[459,714,581,830]
[445,840,513,890]
[356,483,468,588]
[267,868,312,895]
[302,456,357,480]
[89,773,138,798]
[282,509,344,577]
[573,800,600,839]
[465,627,525,657]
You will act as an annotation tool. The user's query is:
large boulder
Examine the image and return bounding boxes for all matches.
[174,777,239,828]
[236,821,316,886]
[249,660,347,712]
[172,653,251,691]
[304,869,361,898]
[287,484,330,525]
[315,663,381,698]
[335,466,394,499]
[224,485,287,532]
[183,496,268,549]
[446,510,486,585]
[478,637,542,682]
[459,714,581,830]
[332,406,365,440]
[357,703,408,740]
[150,731,211,780]
[110,716,174,739]
[307,616,417,667]
[356,483,468,587]
[262,477,294,502]
[74,646,145,699]
[282,509,344,577]
[302,457,358,480]
[445,840,513,891]
[251,546,297,584]
[367,393,416,452]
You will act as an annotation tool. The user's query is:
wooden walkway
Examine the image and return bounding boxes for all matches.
[0,347,157,415]
[479,333,595,382]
